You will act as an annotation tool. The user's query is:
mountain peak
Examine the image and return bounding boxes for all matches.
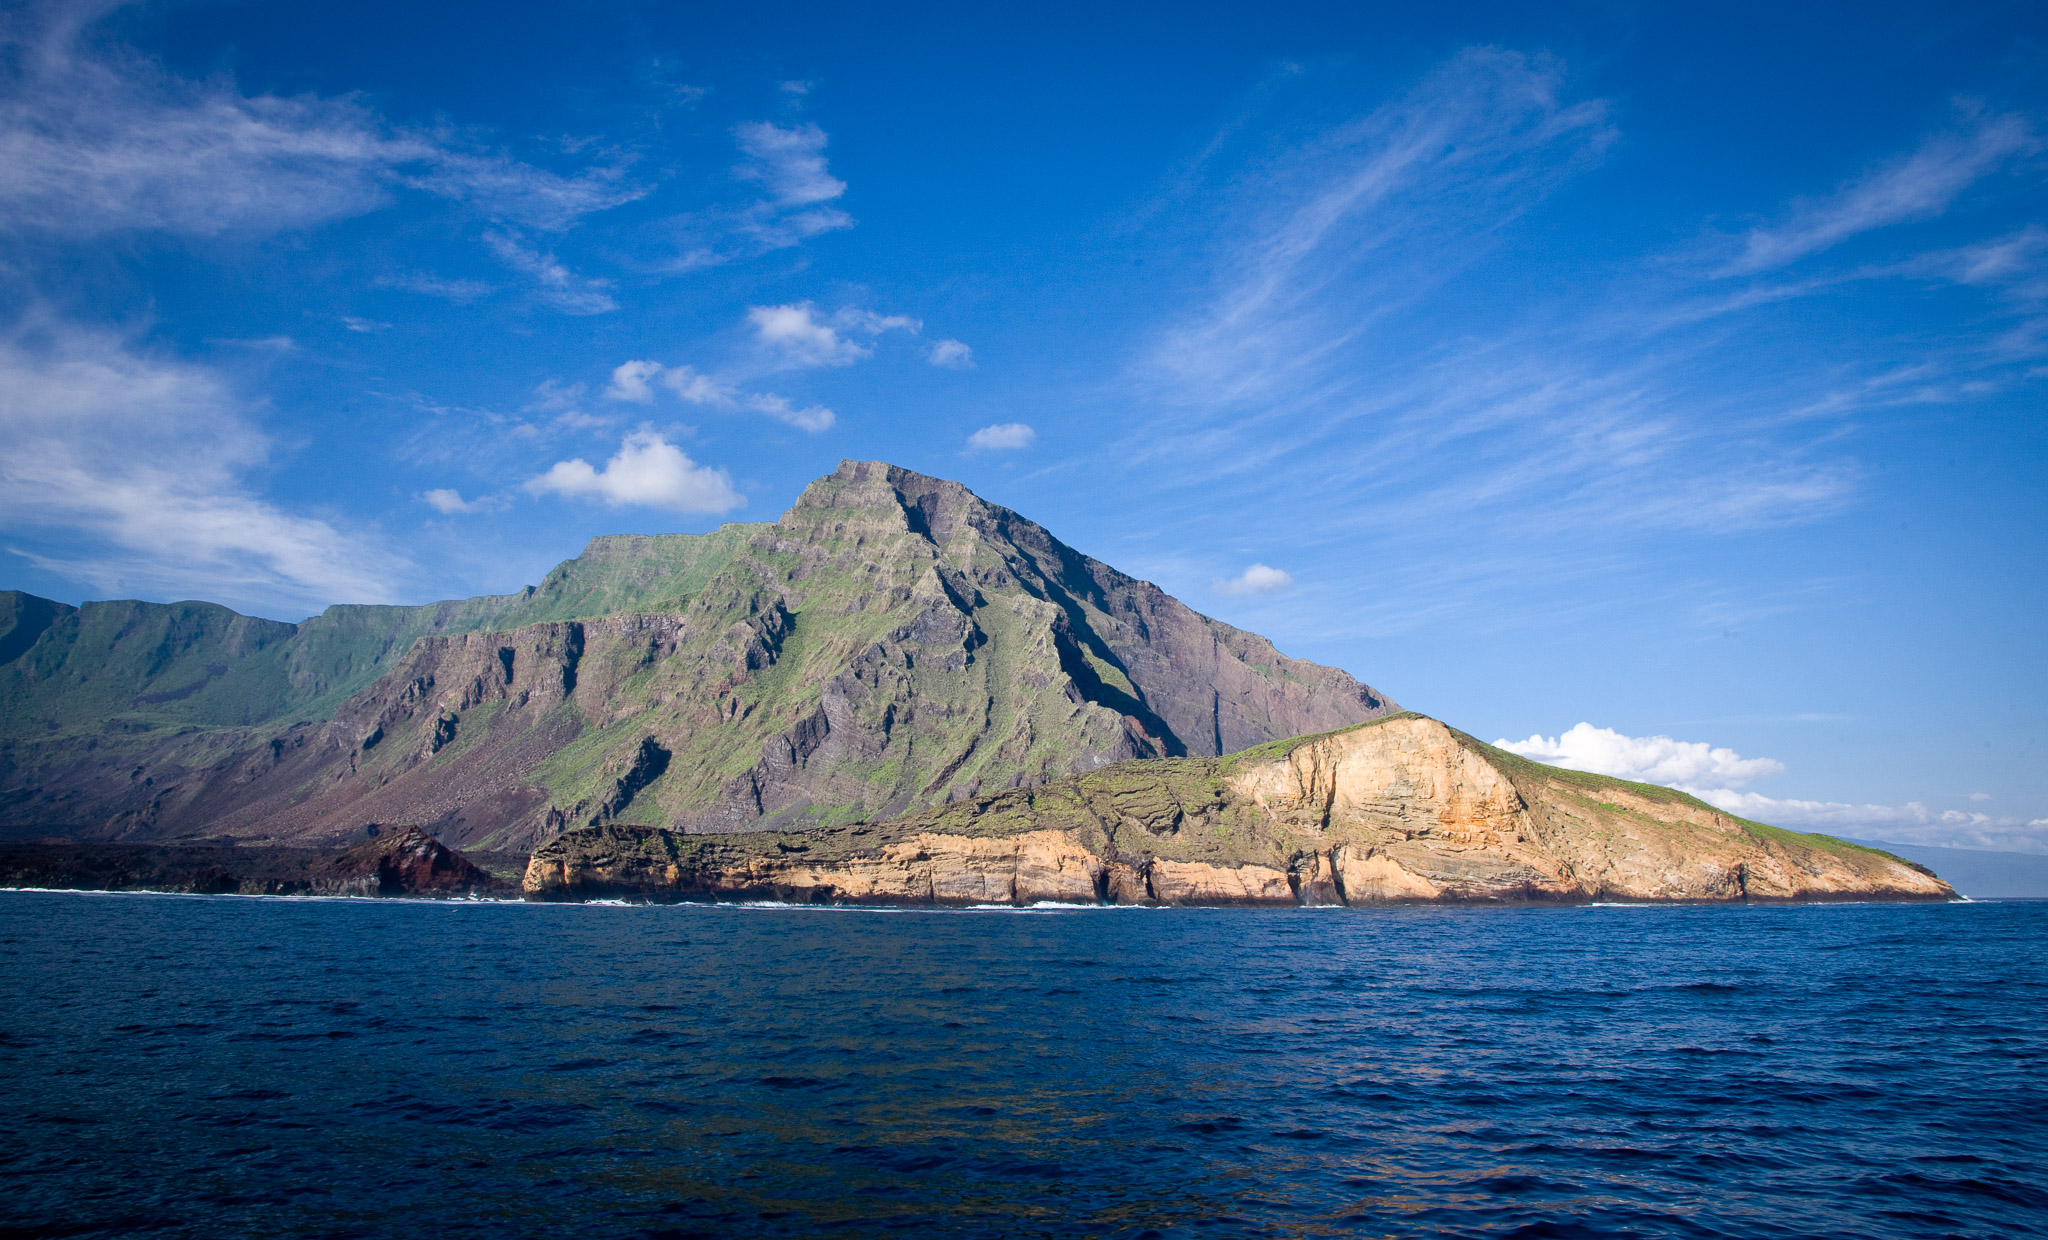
[1,463,1397,851]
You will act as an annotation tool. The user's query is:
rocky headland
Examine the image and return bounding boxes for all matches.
[524,714,1951,905]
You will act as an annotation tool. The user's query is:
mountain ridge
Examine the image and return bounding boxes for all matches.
[0,461,1397,850]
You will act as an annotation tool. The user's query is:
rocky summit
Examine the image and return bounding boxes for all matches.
[523,714,1952,904]
[0,462,1394,852]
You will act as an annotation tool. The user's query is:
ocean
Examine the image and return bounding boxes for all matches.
[1,893,2042,1238]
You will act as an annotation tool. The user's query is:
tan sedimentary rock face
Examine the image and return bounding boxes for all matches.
[1226,716,1527,842]
[524,714,1957,907]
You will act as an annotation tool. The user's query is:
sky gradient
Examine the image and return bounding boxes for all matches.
[2,0,2044,850]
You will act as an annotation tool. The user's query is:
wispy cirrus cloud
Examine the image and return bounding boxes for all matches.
[0,4,643,240]
[1696,789,2048,855]
[1102,48,2046,652]
[482,230,618,314]
[0,313,404,614]
[667,121,857,268]
[1716,108,2038,276]
[1143,48,1614,411]
[602,360,834,431]
[379,271,496,303]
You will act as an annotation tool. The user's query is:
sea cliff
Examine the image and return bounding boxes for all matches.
[524,714,1951,904]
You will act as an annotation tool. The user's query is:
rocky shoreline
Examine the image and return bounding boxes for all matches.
[0,827,513,897]
[521,716,1954,906]
[5,717,1955,907]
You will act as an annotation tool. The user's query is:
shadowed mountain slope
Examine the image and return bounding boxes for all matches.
[0,462,1395,850]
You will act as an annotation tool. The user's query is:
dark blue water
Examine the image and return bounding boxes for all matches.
[1,895,2043,1239]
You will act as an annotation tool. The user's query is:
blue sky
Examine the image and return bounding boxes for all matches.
[2,0,2044,850]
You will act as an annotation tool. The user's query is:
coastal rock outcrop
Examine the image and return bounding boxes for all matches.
[0,825,506,897]
[524,715,1953,905]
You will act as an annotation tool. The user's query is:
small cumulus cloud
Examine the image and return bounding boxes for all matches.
[966,422,1035,451]
[525,430,742,514]
[420,488,498,514]
[1495,722,1785,787]
[734,121,844,207]
[342,317,389,333]
[928,339,974,369]
[748,302,920,368]
[604,360,664,404]
[1214,564,1294,596]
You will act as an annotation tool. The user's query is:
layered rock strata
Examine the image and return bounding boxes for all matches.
[524,715,1953,905]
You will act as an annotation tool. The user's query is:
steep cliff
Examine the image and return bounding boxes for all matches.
[0,462,1395,849]
[524,714,1952,904]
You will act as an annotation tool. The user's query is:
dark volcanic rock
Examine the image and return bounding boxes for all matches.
[324,826,499,895]
[0,829,509,897]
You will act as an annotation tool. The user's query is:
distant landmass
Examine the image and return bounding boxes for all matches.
[0,461,1952,904]
[1852,841,2048,900]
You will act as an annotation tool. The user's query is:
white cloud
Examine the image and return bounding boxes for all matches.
[1493,721,2048,853]
[591,361,838,432]
[1692,789,2048,855]
[928,339,975,369]
[747,302,920,367]
[1215,563,1294,596]
[421,488,492,514]
[482,230,618,314]
[658,364,739,406]
[740,391,836,432]
[1969,792,1993,802]
[1145,49,1613,411]
[749,303,867,366]
[213,335,297,352]
[965,422,1036,451]
[604,360,664,404]
[381,272,495,302]
[0,10,642,238]
[1719,110,2038,275]
[657,362,836,431]
[0,315,402,613]
[1496,722,1786,787]
[734,121,844,206]
[525,431,742,514]
[720,121,855,255]
[342,316,389,333]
